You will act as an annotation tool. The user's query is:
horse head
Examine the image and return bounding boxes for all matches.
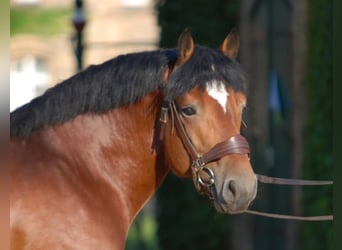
[162,29,257,214]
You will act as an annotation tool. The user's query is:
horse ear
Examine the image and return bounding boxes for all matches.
[219,28,240,59]
[175,29,195,66]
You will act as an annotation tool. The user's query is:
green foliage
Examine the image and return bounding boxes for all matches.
[157,175,232,250]
[300,0,333,249]
[126,214,159,250]
[10,7,72,37]
[156,1,239,249]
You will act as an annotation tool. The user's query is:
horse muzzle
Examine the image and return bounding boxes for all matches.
[212,171,257,214]
[192,157,257,214]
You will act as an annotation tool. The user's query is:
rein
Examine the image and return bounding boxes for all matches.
[256,174,333,186]
[159,101,333,221]
[246,174,333,221]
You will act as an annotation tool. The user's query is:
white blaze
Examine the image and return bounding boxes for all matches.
[206,81,229,113]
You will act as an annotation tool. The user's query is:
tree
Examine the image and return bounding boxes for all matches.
[300,0,333,249]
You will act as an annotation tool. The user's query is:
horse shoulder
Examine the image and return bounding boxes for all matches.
[10,139,129,250]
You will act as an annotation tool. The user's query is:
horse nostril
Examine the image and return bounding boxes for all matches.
[228,180,237,198]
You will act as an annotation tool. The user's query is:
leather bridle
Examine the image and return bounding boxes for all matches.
[159,101,333,221]
[160,101,250,196]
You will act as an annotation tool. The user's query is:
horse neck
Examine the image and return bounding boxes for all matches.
[42,91,169,225]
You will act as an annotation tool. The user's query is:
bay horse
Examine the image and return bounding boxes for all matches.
[10,30,257,249]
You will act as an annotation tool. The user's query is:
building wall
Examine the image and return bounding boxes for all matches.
[10,0,159,110]
[84,0,159,65]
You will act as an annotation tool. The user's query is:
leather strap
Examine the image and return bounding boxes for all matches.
[245,210,333,221]
[250,174,334,221]
[256,174,333,186]
[170,103,200,161]
[202,134,250,164]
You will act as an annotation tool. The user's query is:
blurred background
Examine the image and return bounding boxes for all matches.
[10,0,332,249]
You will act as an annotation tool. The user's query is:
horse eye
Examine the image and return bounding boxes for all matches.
[181,106,197,116]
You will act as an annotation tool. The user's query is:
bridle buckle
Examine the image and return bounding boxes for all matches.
[192,158,215,193]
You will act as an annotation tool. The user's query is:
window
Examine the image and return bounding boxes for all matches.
[12,0,41,5]
[120,0,150,8]
[10,55,49,111]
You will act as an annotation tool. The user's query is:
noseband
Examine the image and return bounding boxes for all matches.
[159,101,250,197]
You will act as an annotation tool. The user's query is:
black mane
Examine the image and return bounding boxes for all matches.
[11,45,246,138]
[10,49,176,137]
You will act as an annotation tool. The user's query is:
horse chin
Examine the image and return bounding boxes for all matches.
[213,200,248,215]
[210,184,253,215]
